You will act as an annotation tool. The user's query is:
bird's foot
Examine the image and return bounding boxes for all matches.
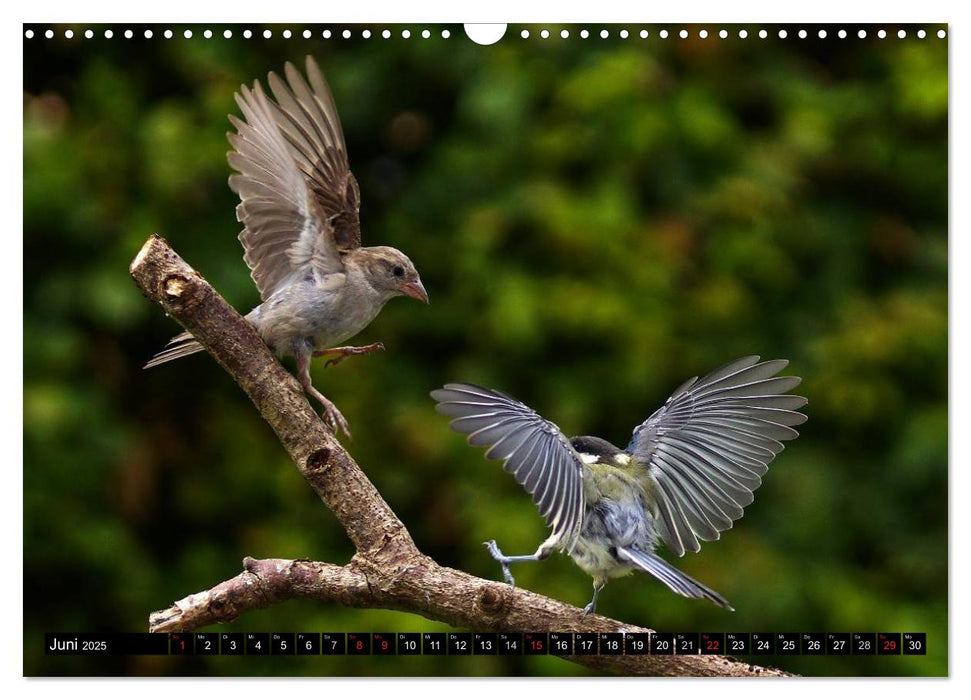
[582,582,604,615]
[296,353,352,438]
[318,396,352,439]
[483,540,516,587]
[316,342,386,368]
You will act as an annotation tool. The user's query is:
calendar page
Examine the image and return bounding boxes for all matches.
[23,18,948,678]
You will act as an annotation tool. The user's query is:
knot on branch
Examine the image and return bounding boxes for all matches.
[476,584,510,616]
[160,272,204,315]
[306,447,332,473]
[286,559,324,587]
[242,557,295,600]
[162,273,191,299]
[205,591,238,623]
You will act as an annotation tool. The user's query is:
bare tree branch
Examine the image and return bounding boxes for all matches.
[130,234,792,677]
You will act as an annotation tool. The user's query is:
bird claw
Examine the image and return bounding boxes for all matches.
[320,401,352,439]
[299,374,352,439]
[582,602,596,615]
[321,342,386,369]
[483,540,516,587]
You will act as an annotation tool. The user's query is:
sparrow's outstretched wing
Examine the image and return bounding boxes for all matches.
[228,56,361,300]
[628,356,808,556]
[431,383,585,553]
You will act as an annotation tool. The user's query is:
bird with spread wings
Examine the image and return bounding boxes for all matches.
[146,57,428,437]
[433,357,807,613]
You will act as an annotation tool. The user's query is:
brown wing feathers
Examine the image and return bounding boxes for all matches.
[227,57,361,300]
[267,58,361,250]
[228,81,312,300]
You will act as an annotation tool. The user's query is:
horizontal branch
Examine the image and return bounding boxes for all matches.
[150,557,788,676]
[132,235,791,677]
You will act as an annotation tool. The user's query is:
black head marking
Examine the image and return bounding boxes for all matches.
[570,436,626,463]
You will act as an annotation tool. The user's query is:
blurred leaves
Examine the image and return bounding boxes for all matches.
[23,25,946,677]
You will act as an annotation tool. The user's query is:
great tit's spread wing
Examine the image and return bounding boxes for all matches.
[432,383,585,552]
[228,56,360,300]
[628,357,807,557]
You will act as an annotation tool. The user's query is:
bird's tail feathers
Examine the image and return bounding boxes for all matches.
[144,332,205,369]
[617,545,734,611]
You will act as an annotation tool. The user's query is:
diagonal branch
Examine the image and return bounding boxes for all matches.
[130,234,792,677]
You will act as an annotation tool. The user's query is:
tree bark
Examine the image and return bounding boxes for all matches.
[130,234,792,677]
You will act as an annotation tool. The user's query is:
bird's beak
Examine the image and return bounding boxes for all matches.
[400,278,429,304]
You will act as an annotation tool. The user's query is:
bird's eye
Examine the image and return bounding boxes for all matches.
[392,265,405,278]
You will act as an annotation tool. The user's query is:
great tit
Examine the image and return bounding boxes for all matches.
[145,56,427,438]
[431,356,807,613]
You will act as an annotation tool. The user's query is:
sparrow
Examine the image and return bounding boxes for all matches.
[145,56,428,437]
[431,356,807,613]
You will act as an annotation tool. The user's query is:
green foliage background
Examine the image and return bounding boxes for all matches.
[23,24,947,676]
